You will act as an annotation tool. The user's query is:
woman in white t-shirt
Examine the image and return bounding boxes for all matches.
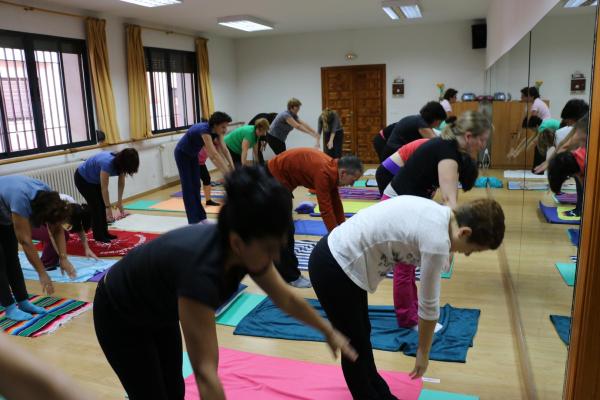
[308,197,505,398]
[521,86,551,121]
[440,88,458,116]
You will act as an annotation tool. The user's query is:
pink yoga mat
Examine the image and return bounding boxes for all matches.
[184,348,422,399]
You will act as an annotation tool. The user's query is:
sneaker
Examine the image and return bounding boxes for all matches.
[206,199,220,206]
[289,275,312,288]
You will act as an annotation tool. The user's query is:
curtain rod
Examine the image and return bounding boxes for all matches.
[0,0,86,19]
[134,24,201,39]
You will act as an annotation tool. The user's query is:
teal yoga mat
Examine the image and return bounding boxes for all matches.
[419,389,479,400]
[555,263,576,286]
[216,293,267,327]
[124,199,160,210]
[353,180,367,188]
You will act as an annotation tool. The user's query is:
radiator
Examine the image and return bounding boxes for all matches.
[21,162,85,203]
[159,141,179,179]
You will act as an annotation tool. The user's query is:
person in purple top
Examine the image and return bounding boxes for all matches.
[74,149,139,242]
[175,112,235,224]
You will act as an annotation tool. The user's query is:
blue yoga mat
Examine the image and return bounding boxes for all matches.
[19,252,116,283]
[234,298,480,363]
[567,228,580,246]
[550,315,571,345]
[539,202,580,225]
[309,212,354,218]
[294,220,328,236]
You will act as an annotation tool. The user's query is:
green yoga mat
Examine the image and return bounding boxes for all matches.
[419,389,479,400]
[353,180,367,188]
[124,199,160,210]
[216,293,267,327]
[555,263,576,286]
[314,200,377,214]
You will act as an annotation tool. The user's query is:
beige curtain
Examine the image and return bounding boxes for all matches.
[195,37,215,119]
[86,18,121,143]
[126,25,152,139]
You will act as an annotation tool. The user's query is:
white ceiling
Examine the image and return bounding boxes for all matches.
[31,0,492,37]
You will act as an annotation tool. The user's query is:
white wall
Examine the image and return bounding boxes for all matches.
[234,22,486,150]
[530,13,596,115]
[486,0,559,68]
[0,1,237,199]
[487,12,596,117]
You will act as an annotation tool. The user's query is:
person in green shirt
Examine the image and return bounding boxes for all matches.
[224,119,270,166]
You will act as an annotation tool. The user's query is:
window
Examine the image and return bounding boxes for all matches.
[0,30,95,159]
[145,47,199,133]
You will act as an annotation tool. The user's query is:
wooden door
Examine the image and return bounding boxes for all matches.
[452,101,479,116]
[490,101,535,169]
[321,64,386,163]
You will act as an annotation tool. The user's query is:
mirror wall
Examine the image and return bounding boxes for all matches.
[486,2,597,398]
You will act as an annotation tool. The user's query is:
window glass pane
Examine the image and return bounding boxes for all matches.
[62,52,88,143]
[184,72,195,126]
[35,49,68,147]
[152,71,170,130]
[0,46,37,152]
[171,71,185,127]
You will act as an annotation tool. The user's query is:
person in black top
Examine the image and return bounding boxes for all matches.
[382,102,447,160]
[93,166,356,400]
[382,110,489,330]
[372,122,397,163]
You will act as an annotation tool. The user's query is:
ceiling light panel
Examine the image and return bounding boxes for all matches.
[119,0,181,7]
[217,15,274,32]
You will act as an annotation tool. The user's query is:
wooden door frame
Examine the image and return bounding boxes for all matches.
[564,5,600,398]
[321,64,387,157]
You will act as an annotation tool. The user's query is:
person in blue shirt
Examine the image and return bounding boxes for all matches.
[175,112,235,224]
[0,176,77,321]
[74,148,139,242]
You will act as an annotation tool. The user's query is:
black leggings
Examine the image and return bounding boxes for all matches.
[199,164,211,186]
[0,225,28,307]
[94,280,184,400]
[324,129,344,159]
[372,134,387,163]
[228,147,242,167]
[375,165,394,195]
[74,170,110,241]
[264,165,300,282]
[266,134,287,155]
[309,236,397,400]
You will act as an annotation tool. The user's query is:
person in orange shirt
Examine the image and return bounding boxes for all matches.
[266,148,363,287]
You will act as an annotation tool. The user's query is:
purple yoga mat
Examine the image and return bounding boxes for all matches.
[88,269,109,282]
[555,193,577,204]
[337,187,381,200]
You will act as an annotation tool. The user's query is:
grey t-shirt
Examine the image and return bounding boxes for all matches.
[268,110,299,142]
[318,112,342,135]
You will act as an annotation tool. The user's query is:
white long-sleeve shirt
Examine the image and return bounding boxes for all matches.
[327,196,451,320]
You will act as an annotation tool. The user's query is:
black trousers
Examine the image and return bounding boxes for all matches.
[74,170,110,241]
[0,224,28,307]
[264,165,301,282]
[94,280,184,400]
[372,134,387,163]
[266,134,287,155]
[375,165,394,195]
[575,176,584,216]
[309,236,397,400]
[199,164,211,186]
[228,147,242,167]
[324,129,344,159]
